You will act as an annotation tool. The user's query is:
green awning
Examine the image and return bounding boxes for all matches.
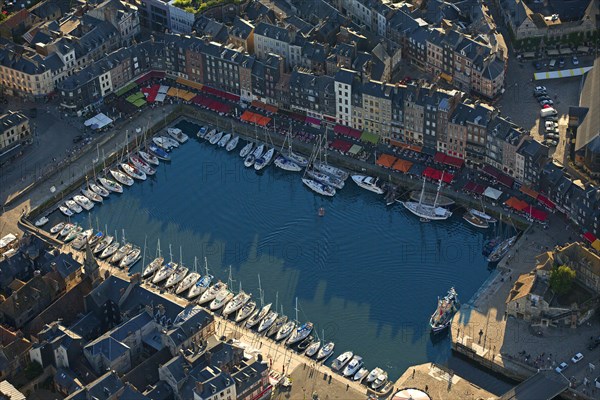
[115,82,138,97]
[349,144,362,155]
[126,92,145,103]
[133,98,146,107]
[360,131,379,144]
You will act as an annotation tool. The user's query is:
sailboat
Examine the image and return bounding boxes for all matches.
[463,210,489,229]
[312,132,348,180]
[239,141,253,158]
[130,154,156,176]
[209,266,235,311]
[217,132,232,147]
[148,144,170,161]
[89,182,109,198]
[120,245,141,268]
[110,230,132,264]
[305,329,323,357]
[81,187,102,203]
[267,307,288,337]
[164,247,188,288]
[204,128,216,142]
[142,239,164,278]
[176,256,201,295]
[274,154,302,172]
[286,298,313,346]
[401,176,452,221]
[226,135,239,152]
[153,245,177,284]
[254,147,275,170]
[484,215,517,263]
[245,275,271,328]
[99,176,123,193]
[187,257,214,299]
[198,281,227,305]
[469,199,497,224]
[99,239,120,259]
[139,150,159,166]
[110,169,134,186]
[223,283,251,316]
[302,142,336,196]
[316,340,335,361]
[280,123,309,167]
[209,131,224,145]
[245,144,264,168]
[120,162,146,180]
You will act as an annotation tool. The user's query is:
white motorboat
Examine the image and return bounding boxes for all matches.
[316,342,335,361]
[139,150,159,166]
[351,175,384,194]
[342,355,363,377]
[152,136,173,151]
[209,131,223,145]
[246,303,272,329]
[302,178,336,197]
[209,289,234,311]
[93,235,114,254]
[142,257,164,278]
[204,129,216,142]
[244,154,255,168]
[239,142,253,157]
[371,371,388,390]
[81,188,103,203]
[470,209,497,223]
[198,281,227,304]
[110,243,133,264]
[366,368,383,384]
[354,368,369,382]
[275,321,296,342]
[120,163,146,180]
[225,136,239,151]
[120,246,141,268]
[130,155,156,175]
[65,200,82,213]
[306,169,344,189]
[197,126,208,139]
[152,262,177,284]
[187,274,213,299]
[74,195,94,211]
[235,300,257,323]
[110,169,134,186]
[99,177,124,193]
[148,144,170,160]
[257,310,278,333]
[165,265,188,288]
[286,322,313,346]
[162,136,179,149]
[313,161,349,181]
[331,351,353,371]
[254,148,275,171]
[274,155,302,172]
[71,229,93,250]
[222,291,251,316]
[64,226,83,243]
[402,177,451,221]
[99,242,120,259]
[217,133,231,147]
[305,341,321,357]
[168,127,189,143]
[89,183,110,197]
[175,272,200,295]
[59,206,74,217]
[50,222,65,234]
[34,216,49,227]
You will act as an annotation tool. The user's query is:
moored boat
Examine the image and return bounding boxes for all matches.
[198,281,227,304]
[351,175,384,194]
[88,231,104,247]
[366,368,383,384]
[316,342,335,361]
[304,341,321,357]
[246,303,272,329]
[89,183,110,197]
[167,127,188,143]
[225,136,239,151]
[302,178,335,197]
[71,229,93,250]
[66,200,82,213]
[487,236,516,263]
[99,177,124,193]
[142,257,164,279]
[217,133,231,147]
[73,195,94,211]
[50,222,65,234]
[60,206,74,217]
[148,144,170,161]
[266,315,288,337]
[275,321,296,341]
[313,161,349,181]
[223,291,251,316]
[209,131,223,145]
[402,177,452,221]
[470,209,497,223]
[342,355,363,377]
[244,154,256,168]
[257,310,278,333]
[175,272,200,295]
[371,371,388,390]
[209,289,234,311]
[204,129,216,142]
[409,191,455,207]
[59,223,76,238]
[34,217,49,227]
[235,300,256,323]
[430,287,459,333]
[252,144,265,159]
[197,126,208,139]
[130,155,156,175]
[139,150,159,166]
[306,169,344,189]
[120,163,146,180]
[81,188,103,203]
[99,242,120,259]
[120,246,141,268]
[110,169,134,186]
[187,274,213,299]
[274,155,302,172]
[239,142,253,158]
[93,235,114,254]
[331,351,353,371]
[164,265,188,288]
[110,243,133,265]
[286,322,313,346]
[152,262,177,284]
[254,148,275,171]
[64,226,83,243]
[353,368,369,382]
[463,211,489,229]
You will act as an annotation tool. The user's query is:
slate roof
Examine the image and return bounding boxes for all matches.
[142,381,172,400]
[84,335,130,362]
[334,68,356,85]
[68,371,124,400]
[575,56,600,151]
[230,17,254,41]
[254,22,291,42]
[55,368,83,395]
[122,347,172,392]
[111,311,153,342]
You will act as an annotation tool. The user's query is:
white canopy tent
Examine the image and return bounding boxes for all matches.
[534,66,593,80]
[158,85,169,94]
[84,113,113,130]
[484,187,503,200]
[155,93,167,102]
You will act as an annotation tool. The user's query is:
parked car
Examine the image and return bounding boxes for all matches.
[535,92,548,99]
[571,353,584,363]
[545,134,560,140]
[555,362,568,373]
[572,56,579,65]
[559,58,565,68]
[538,96,551,102]
[545,115,558,122]
[535,86,547,92]
[545,121,558,129]
[534,61,542,70]
[541,99,554,106]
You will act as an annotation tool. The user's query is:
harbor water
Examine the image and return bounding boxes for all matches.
[60,120,513,393]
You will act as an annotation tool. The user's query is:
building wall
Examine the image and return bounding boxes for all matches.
[0,112,31,152]
[334,81,352,125]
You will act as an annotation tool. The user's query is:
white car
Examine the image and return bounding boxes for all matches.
[535,85,547,92]
[572,56,579,65]
[571,353,584,363]
[555,362,568,373]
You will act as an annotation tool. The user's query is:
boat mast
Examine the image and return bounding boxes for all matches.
[179,246,183,268]
[169,244,173,263]
[142,235,147,269]
[193,256,198,274]
[294,297,299,324]
[258,274,264,307]
[433,171,444,209]
[156,238,161,259]
[418,177,426,206]
[204,257,209,276]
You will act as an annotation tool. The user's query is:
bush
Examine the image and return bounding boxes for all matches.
[550,265,576,295]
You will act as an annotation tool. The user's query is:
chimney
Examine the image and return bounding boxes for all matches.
[195,381,204,393]
[51,262,57,272]
[184,367,190,376]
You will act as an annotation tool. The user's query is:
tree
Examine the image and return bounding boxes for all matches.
[549,265,576,295]
[24,360,43,380]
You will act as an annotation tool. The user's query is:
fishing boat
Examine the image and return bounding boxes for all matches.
[316,342,335,361]
[148,144,170,161]
[401,177,452,221]
[74,195,94,211]
[197,126,208,139]
[274,155,302,172]
[198,281,227,304]
[371,371,388,390]
[130,155,156,176]
[225,136,239,151]
[64,226,83,243]
[209,131,224,145]
[90,183,110,198]
[223,291,251,316]
[487,236,517,263]
[246,303,272,329]
[408,191,455,207]
[204,129,216,142]
[302,178,336,197]
[142,257,164,279]
[235,300,256,323]
[152,261,177,284]
[239,142,253,158]
[81,188,103,203]
[209,288,234,311]
[50,222,65,234]
[258,311,279,333]
[187,268,214,299]
[353,368,369,382]
[244,154,256,168]
[66,200,82,213]
[305,341,321,357]
[167,127,188,143]
[60,206,74,217]
[430,287,459,333]
[120,163,146,180]
[331,351,353,371]
[110,243,133,264]
[34,217,49,227]
[287,322,313,346]
[342,355,363,377]
[217,133,231,147]
[306,169,345,189]
[366,368,383,384]
[120,246,141,268]
[351,175,384,194]
[463,211,489,229]
[99,177,124,193]
[267,315,288,337]
[99,242,120,259]
[110,169,134,186]
[139,150,159,166]
[93,235,114,254]
[59,223,76,238]
[254,148,275,171]
[175,259,201,295]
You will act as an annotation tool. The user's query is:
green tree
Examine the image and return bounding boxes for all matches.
[549,265,576,295]
[24,360,43,380]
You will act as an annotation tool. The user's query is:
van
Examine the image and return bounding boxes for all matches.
[549,59,557,69]
[540,107,558,117]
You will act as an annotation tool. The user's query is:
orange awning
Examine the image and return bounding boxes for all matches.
[392,159,413,173]
[176,77,203,91]
[251,100,278,114]
[505,196,529,211]
[376,153,397,168]
[520,185,539,199]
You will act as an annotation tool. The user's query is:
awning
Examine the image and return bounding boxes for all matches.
[433,152,464,168]
[251,100,278,113]
[408,163,425,176]
[176,77,203,91]
[240,110,270,125]
[115,82,138,97]
[360,131,379,145]
[84,113,113,129]
[577,46,589,53]
[482,165,500,179]
[155,93,166,102]
[392,159,412,173]
[440,72,452,83]
[203,85,240,102]
[520,185,539,199]
[376,153,397,168]
[305,116,321,126]
[583,232,597,243]
[534,66,593,81]
[497,174,514,189]
[141,84,160,103]
[135,70,165,85]
[158,85,169,94]
[483,187,502,200]
[593,240,600,252]
[505,196,529,211]
[537,194,555,209]
[547,49,559,56]
[133,98,146,107]
[559,48,572,55]
[330,139,353,154]
[525,207,548,221]
[334,124,362,140]
[348,144,362,155]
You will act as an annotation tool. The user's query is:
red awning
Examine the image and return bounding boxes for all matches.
[442,172,454,184]
[526,207,548,222]
[330,139,353,154]
[433,152,446,163]
[537,194,555,209]
[583,232,597,243]
[422,167,442,181]
[464,181,476,192]
[141,84,160,103]
[482,165,500,178]
[305,116,321,126]
[135,70,165,85]
[497,174,514,189]
[433,152,464,168]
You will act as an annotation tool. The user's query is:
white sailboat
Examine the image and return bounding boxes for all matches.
[239,142,253,158]
[313,132,348,180]
[99,177,124,193]
[153,245,177,284]
[198,281,227,304]
[120,245,141,268]
[165,247,188,288]
[209,131,224,145]
[209,266,235,311]
[120,162,146,180]
[60,205,74,216]
[187,257,214,299]
[226,135,239,152]
[286,298,313,346]
[402,176,452,221]
[217,133,231,147]
[89,183,109,198]
[176,256,201,295]
[142,239,164,278]
[223,283,251,316]
[81,188,103,203]
[245,275,271,328]
[254,147,275,170]
[110,169,134,186]
[281,123,309,167]
[274,155,302,172]
[139,150,159,166]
